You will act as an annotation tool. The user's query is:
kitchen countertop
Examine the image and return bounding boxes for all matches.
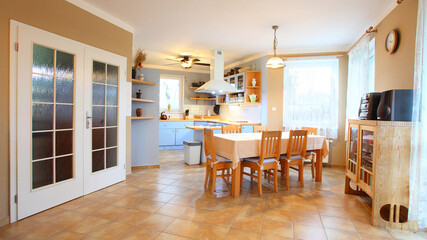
[160,118,261,126]
[185,125,222,130]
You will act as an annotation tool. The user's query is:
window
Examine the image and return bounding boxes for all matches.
[283,58,339,139]
[159,75,183,112]
[368,38,375,85]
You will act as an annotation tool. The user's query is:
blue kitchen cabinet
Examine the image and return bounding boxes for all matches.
[241,125,254,133]
[213,129,222,134]
[159,128,175,146]
[175,128,193,145]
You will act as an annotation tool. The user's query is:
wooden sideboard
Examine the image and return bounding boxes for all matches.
[345,119,418,231]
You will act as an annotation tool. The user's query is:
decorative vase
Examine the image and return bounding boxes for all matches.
[249,94,258,103]
[136,90,142,99]
[138,73,144,80]
[252,78,256,87]
[136,108,142,117]
[167,104,171,112]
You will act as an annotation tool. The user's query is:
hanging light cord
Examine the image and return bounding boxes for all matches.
[272,25,279,56]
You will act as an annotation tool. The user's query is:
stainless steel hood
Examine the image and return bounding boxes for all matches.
[195,49,238,94]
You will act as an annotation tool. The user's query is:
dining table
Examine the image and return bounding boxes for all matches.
[213,132,329,197]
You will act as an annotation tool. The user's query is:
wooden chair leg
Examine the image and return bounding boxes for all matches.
[274,167,278,193]
[204,165,210,189]
[251,169,254,182]
[257,169,263,196]
[300,161,304,188]
[240,165,244,191]
[285,162,290,190]
[311,158,315,179]
[280,162,285,177]
[211,167,217,194]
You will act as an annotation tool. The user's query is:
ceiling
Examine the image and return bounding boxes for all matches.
[79,0,396,69]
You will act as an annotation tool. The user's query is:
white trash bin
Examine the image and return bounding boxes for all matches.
[184,141,202,165]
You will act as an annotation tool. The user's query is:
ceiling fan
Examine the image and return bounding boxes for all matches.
[165,55,210,69]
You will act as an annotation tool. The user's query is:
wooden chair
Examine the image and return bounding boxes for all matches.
[240,131,282,196]
[253,125,268,133]
[302,127,317,178]
[203,128,233,194]
[222,125,240,134]
[279,130,308,190]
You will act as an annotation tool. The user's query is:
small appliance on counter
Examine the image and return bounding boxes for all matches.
[160,111,168,120]
[358,92,381,120]
[377,89,413,121]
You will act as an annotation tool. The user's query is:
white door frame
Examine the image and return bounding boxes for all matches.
[9,20,129,223]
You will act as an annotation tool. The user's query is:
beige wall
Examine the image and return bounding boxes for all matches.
[266,67,284,130]
[375,0,418,91]
[0,0,133,225]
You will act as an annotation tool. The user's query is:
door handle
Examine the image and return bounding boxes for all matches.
[86,111,92,129]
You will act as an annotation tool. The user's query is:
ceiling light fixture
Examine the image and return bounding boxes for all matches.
[266,25,285,69]
[180,59,193,69]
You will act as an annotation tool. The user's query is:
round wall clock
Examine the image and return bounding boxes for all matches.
[385,29,399,54]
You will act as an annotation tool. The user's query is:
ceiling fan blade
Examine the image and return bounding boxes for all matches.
[193,62,210,66]
[165,58,182,62]
[193,58,201,62]
[164,63,179,66]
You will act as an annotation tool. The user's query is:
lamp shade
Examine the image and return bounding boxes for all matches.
[266,57,285,68]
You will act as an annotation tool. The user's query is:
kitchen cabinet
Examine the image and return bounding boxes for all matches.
[175,128,193,145]
[159,121,194,148]
[159,128,175,146]
[219,71,261,105]
[345,119,416,231]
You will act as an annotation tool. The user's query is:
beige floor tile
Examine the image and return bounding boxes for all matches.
[0,219,43,239]
[213,202,242,215]
[163,219,200,238]
[231,215,263,233]
[168,196,195,206]
[113,197,143,209]
[68,216,110,234]
[155,203,187,217]
[260,234,293,240]
[8,222,62,240]
[190,199,218,210]
[293,224,327,240]
[351,218,392,238]
[89,221,133,240]
[204,211,236,227]
[74,202,110,215]
[324,228,360,240]
[192,223,230,240]
[292,213,323,227]
[320,215,356,232]
[238,203,265,219]
[135,200,165,213]
[48,211,87,228]
[48,230,84,240]
[93,205,134,220]
[119,228,160,240]
[154,233,190,240]
[263,209,292,223]
[113,209,151,226]
[177,207,210,222]
[358,233,393,240]
[138,213,175,231]
[261,220,293,238]
[387,228,426,240]
[144,192,176,202]
[317,205,347,218]
[226,228,260,240]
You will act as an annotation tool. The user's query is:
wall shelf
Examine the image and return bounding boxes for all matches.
[190,86,199,89]
[132,98,155,103]
[131,116,155,120]
[132,79,156,85]
[190,97,216,104]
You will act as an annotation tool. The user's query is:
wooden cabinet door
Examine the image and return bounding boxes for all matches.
[358,125,375,197]
[346,123,359,182]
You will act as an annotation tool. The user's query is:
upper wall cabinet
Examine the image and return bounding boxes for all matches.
[218,71,261,105]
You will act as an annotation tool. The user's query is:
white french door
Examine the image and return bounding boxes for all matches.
[10,21,126,221]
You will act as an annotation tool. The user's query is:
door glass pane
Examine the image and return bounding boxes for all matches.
[93,61,106,84]
[237,74,244,91]
[31,44,75,189]
[33,159,54,189]
[91,60,119,172]
[56,51,74,78]
[32,74,53,102]
[56,130,73,156]
[107,64,118,85]
[56,78,74,103]
[32,103,53,131]
[32,132,53,160]
[33,44,54,75]
[55,156,73,183]
[361,130,374,173]
[56,105,73,129]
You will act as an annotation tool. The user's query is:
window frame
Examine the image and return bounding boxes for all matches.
[159,74,184,113]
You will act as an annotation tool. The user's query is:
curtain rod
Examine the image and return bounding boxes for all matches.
[347,26,377,54]
[278,52,347,59]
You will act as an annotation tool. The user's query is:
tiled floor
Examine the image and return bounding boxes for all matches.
[1,150,426,240]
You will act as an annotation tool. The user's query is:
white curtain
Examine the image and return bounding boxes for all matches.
[283,57,339,139]
[345,36,373,139]
[409,0,427,229]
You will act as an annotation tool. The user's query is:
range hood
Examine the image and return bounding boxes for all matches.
[195,49,238,94]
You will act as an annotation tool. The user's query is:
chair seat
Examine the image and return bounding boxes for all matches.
[280,154,307,161]
[242,157,278,164]
[206,154,232,163]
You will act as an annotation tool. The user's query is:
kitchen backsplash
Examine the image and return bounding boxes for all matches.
[160,104,216,119]
[219,105,261,122]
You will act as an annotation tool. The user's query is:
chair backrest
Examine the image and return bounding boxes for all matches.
[253,125,268,133]
[204,128,218,163]
[302,126,317,135]
[286,130,308,159]
[258,131,282,165]
[222,125,240,134]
